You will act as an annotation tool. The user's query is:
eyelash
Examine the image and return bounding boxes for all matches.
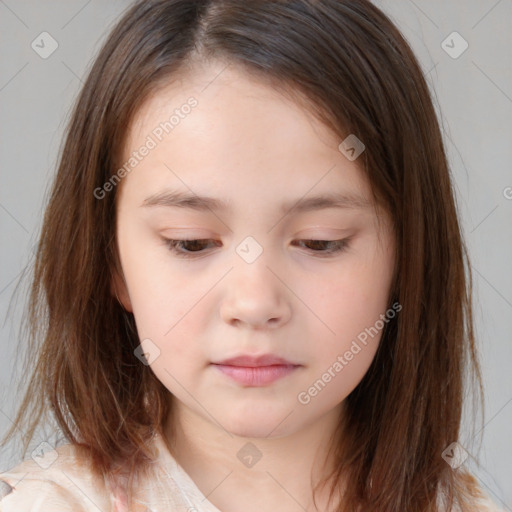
[162,238,351,259]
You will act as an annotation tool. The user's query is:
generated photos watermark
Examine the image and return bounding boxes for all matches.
[297,301,402,405]
[94,97,198,200]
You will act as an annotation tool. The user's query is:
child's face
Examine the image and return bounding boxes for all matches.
[114,61,395,438]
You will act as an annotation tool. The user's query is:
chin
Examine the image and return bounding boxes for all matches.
[220,408,298,440]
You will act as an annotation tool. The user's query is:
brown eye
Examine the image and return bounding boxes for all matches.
[163,238,350,259]
[293,239,350,255]
[163,239,220,257]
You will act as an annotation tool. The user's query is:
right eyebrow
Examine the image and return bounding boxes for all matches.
[141,189,372,214]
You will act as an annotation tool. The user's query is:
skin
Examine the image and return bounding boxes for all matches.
[113,60,396,512]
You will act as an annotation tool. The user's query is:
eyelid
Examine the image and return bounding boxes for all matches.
[161,236,352,259]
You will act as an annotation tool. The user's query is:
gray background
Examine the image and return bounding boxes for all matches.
[1,0,511,508]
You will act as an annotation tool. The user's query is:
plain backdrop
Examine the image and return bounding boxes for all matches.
[1,0,511,508]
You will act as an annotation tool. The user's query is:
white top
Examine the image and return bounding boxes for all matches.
[0,433,504,511]
[0,432,221,512]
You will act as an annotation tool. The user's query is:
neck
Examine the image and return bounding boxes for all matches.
[163,399,345,512]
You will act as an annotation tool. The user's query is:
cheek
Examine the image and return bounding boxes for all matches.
[131,287,209,392]
[297,277,385,408]
[147,310,211,404]
[129,278,209,359]
[117,233,212,372]
[300,246,393,395]
[311,262,391,346]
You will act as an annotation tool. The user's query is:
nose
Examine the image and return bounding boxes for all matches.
[219,252,292,330]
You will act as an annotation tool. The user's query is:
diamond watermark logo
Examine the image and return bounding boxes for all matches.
[236,236,263,264]
[237,442,263,468]
[338,134,365,161]
[441,441,469,469]
[134,338,161,365]
[31,441,59,469]
[441,32,468,59]
[31,32,59,59]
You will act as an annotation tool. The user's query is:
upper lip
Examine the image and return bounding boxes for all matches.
[213,354,299,367]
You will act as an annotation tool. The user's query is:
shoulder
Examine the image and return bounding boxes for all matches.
[437,472,506,512]
[461,472,505,512]
[0,442,111,512]
[469,493,506,512]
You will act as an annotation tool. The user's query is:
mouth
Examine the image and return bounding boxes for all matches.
[211,363,300,386]
[212,354,299,367]
[210,354,301,386]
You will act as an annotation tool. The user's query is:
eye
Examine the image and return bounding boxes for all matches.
[292,239,350,256]
[163,238,220,257]
[163,238,350,258]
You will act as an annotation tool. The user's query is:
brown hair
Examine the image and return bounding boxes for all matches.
[2,0,485,510]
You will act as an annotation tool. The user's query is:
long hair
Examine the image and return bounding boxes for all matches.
[2,1,484,510]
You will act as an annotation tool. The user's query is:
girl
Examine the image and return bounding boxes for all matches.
[0,0,503,511]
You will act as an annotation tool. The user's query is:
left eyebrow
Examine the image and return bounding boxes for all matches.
[141,189,372,214]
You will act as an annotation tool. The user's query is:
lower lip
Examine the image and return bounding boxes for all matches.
[212,364,299,386]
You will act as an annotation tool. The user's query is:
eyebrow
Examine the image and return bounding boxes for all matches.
[141,189,372,214]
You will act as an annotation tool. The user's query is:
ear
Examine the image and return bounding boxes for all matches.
[111,270,133,313]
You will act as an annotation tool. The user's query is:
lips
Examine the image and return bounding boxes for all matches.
[213,354,299,367]
[211,354,301,386]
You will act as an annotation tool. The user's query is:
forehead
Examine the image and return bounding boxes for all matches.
[119,61,373,210]
[128,62,338,149]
